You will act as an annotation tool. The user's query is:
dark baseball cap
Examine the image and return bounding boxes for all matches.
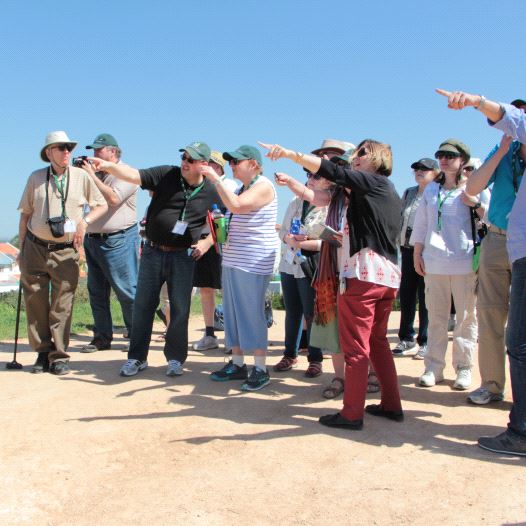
[179,141,211,161]
[223,145,262,165]
[511,99,526,108]
[411,158,438,170]
[86,133,119,149]
[435,139,470,162]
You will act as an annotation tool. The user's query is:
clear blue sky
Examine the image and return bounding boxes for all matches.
[1,0,524,240]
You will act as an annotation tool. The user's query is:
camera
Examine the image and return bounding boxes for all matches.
[72,156,91,168]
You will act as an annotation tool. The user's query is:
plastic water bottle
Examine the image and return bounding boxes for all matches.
[289,218,305,262]
[211,204,227,244]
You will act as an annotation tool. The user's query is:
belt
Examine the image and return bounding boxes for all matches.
[488,224,507,236]
[87,223,137,239]
[26,230,74,251]
[147,241,187,252]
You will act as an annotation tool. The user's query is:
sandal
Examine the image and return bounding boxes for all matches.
[273,356,298,372]
[367,371,381,393]
[322,377,344,399]
[305,361,323,378]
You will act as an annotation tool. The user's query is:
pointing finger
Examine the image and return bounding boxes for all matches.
[435,88,451,97]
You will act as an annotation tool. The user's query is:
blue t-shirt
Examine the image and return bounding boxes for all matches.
[484,142,524,230]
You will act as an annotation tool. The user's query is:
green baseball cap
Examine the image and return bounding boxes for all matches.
[435,139,470,163]
[223,145,262,165]
[86,133,119,149]
[179,141,211,161]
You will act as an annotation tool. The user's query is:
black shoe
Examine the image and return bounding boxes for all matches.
[80,337,111,353]
[319,413,363,430]
[49,360,70,375]
[31,352,50,374]
[478,430,526,457]
[365,404,404,422]
[210,360,248,382]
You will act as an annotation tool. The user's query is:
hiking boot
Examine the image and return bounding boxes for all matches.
[413,344,427,360]
[49,360,70,375]
[241,367,270,391]
[467,387,505,405]
[273,356,298,372]
[478,430,526,457]
[120,359,148,377]
[392,340,416,357]
[166,359,184,376]
[31,352,50,374]
[210,360,248,382]
[81,337,111,353]
[419,370,444,387]
[193,335,219,351]
[453,367,472,390]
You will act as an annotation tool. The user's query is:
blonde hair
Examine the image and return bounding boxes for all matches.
[354,139,392,176]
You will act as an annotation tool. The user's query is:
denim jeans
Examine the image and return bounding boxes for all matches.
[506,256,526,438]
[398,246,428,345]
[84,226,139,341]
[128,244,195,363]
[280,272,323,362]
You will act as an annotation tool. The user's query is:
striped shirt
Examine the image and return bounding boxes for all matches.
[222,176,278,275]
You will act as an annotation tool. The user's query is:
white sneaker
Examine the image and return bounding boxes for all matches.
[419,370,444,387]
[166,359,184,376]
[467,387,504,405]
[413,344,427,360]
[453,367,472,390]
[120,359,148,377]
[392,340,416,356]
[193,335,219,351]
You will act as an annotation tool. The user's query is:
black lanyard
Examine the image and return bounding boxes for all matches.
[46,167,70,218]
[179,174,205,221]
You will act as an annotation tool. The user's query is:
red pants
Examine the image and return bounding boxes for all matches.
[338,278,402,421]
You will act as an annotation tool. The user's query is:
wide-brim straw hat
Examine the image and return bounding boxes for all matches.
[40,131,77,162]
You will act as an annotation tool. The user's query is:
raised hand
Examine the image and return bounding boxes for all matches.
[273,172,291,186]
[258,141,295,161]
[436,88,481,110]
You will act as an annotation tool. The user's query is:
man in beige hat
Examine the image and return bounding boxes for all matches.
[17,131,107,375]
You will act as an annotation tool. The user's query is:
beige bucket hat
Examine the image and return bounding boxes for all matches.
[40,131,77,162]
[311,138,356,156]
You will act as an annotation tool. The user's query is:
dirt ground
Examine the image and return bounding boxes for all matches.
[0,310,524,526]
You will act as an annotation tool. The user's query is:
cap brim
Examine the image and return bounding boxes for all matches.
[223,151,247,161]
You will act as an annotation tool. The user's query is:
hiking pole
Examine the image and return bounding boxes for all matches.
[6,282,23,370]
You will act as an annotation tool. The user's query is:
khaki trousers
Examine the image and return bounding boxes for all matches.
[424,273,478,375]
[20,236,79,362]
[477,232,511,394]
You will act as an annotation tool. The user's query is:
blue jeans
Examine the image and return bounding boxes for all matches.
[280,272,323,362]
[398,246,428,345]
[506,256,526,438]
[128,244,195,363]
[84,225,139,341]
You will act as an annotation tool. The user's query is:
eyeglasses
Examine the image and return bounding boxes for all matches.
[52,144,74,152]
[181,154,197,164]
[228,158,248,166]
[435,152,460,160]
[306,172,322,180]
[463,166,475,172]
[356,147,368,158]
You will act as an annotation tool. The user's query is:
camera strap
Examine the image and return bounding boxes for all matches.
[46,166,70,219]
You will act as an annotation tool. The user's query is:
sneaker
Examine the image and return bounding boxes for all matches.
[413,344,427,360]
[453,367,472,390]
[478,430,526,457]
[80,337,111,353]
[448,314,456,332]
[193,335,219,351]
[210,360,248,382]
[467,387,504,405]
[273,356,298,372]
[31,352,50,374]
[241,367,270,391]
[419,370,444,387]
[49,360,70,375]
[166,359,184,376]
[120,359,148,377]
[392,340,416,356]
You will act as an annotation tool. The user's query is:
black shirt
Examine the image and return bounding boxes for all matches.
[317,159,401,264]
[140,165,222,247]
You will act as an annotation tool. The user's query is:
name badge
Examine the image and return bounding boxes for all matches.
[429,231,447,251]
[172,220,188,235]
[64,219,76,233]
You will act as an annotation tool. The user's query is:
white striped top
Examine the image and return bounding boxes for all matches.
[222,176,278,275]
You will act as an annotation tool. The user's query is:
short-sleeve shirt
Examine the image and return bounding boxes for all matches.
[18,166,106,242]
[139,165,222,247]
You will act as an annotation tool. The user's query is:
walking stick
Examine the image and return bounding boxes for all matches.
[5,282,23,370]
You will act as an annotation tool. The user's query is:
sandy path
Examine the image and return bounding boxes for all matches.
[0,311,524,526]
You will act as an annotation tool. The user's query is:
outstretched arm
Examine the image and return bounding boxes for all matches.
[436,88,504,122]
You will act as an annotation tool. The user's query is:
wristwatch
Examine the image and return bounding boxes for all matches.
[83,216,91,225]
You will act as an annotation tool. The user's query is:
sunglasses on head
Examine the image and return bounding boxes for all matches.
[435,152,460,160]
[53,144,74,152]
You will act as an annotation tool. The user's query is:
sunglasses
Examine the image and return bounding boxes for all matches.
[53,144,74,152]
[306,172,322,180]
[435,152,460,160]
[463,166,475,172]
[356,147,368,158]
[181,154,198,164]
[228,158,248,165]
